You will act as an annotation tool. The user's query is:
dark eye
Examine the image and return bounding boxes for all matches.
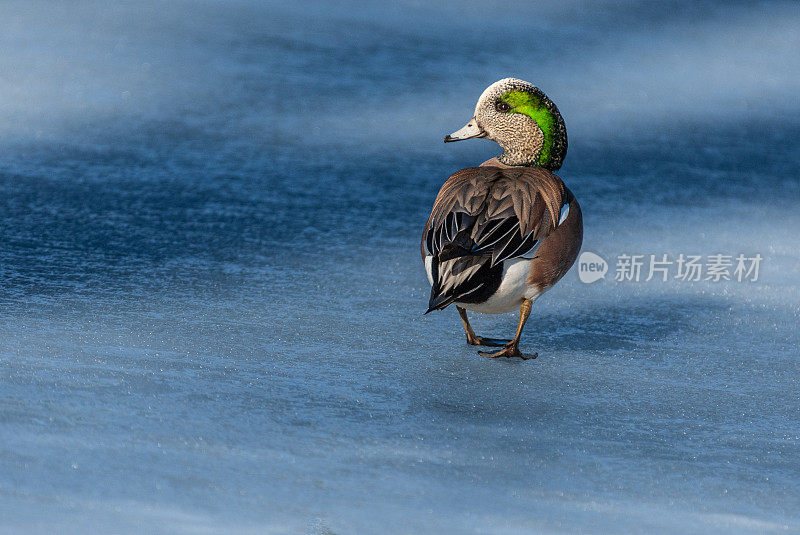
[495,100,511,112]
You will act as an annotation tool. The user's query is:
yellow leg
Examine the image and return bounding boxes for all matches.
[458,306,510,347]
[478,299,537,360]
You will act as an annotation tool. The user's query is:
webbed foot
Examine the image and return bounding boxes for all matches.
[478,345,537,360]
[466,335,512,347]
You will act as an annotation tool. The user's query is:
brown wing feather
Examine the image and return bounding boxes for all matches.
[421,166,565,262]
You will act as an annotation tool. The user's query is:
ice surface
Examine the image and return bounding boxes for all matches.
[0,1,799,533]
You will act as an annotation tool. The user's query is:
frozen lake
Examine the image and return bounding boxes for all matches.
[1,1,799,533]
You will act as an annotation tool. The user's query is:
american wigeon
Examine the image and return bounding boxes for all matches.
[422,78,583,359]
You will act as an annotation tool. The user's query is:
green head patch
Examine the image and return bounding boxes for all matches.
[499,89,566,169]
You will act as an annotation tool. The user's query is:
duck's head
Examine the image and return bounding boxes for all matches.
[444,78,567,170]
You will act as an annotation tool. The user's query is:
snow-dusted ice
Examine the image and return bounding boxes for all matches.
[0,1,799,533]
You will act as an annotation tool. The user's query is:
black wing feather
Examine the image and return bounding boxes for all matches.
[422,167,564,312]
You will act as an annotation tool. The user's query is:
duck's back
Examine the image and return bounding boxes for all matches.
[421,165,580,313]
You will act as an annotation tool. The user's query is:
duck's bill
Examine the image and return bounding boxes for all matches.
[444,118,486,142]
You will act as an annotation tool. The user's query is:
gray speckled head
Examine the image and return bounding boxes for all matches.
[446,78,567,170]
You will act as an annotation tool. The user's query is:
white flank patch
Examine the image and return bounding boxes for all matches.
[558,202,570,225]
[457,258,540,314]
[424,255,434,286]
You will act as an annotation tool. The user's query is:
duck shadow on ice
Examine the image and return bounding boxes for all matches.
[410,294,731,429]
[426,293,729,356]
[535,295,726,353]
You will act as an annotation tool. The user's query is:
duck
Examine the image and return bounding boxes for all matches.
[421,78,583,360]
